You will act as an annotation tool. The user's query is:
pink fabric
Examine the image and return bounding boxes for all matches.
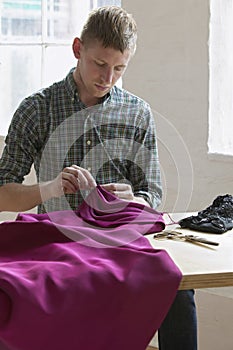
[0,186,182,350]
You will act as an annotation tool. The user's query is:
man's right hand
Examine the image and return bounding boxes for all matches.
[0,165,97,212]
[51,165,97,197]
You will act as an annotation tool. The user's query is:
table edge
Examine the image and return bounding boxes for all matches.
[179,271,233,290]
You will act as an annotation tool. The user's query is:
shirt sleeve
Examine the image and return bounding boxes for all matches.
[0,98,41,186]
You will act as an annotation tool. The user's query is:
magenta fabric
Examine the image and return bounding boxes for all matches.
[0,186,182,350]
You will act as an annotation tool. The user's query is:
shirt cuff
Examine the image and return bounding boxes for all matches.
[134,191,153,207]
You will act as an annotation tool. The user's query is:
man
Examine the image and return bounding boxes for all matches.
[0,6,197,349]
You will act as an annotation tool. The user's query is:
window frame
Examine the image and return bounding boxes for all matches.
[0,0,121,135]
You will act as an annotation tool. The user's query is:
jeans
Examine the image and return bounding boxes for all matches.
[158,290,197,350]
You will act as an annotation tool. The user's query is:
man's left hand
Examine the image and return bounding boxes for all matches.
[102,183,150,207]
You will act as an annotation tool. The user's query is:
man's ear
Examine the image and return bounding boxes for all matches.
[72,38,82,59]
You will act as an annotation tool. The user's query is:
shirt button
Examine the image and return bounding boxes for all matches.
[87,167,92,172]
[86,140,92,146]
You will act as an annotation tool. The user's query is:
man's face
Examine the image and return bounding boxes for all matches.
[75,39,132,100]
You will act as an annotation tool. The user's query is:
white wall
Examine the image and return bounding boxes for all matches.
[122,1,233,348]
[123,0,233,213]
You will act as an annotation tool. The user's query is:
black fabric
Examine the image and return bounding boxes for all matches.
[179,194,233,234]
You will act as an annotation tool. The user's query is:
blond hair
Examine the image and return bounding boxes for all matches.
[80,6,137,54]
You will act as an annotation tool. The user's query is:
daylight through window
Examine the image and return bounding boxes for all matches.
[208,0,233,156]
[0,0,121,135]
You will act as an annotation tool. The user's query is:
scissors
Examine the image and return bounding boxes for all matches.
[153,230,219,246]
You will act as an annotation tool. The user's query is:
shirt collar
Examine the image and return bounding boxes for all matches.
[65,67,77,100]
[64,67,113,105]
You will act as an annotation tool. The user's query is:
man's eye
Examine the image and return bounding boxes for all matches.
[115,66,124,72]
[95,61,104,66]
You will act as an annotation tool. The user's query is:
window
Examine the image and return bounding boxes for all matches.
[208,0,233,156]
[0,0,121,135]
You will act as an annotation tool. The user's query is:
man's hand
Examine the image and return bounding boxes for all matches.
[51,165,97,197]
[0,165,97,212]
[102,183,134,200]
[102,183,150,207]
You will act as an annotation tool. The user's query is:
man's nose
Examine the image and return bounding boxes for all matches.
[102,67,114,83]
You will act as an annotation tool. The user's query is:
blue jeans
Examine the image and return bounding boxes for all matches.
[158,290,197,350]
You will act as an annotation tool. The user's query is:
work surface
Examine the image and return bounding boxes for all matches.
[147,213,233,290]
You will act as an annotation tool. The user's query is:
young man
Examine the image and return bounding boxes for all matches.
[0,6,197,349]
[0,6,161,213]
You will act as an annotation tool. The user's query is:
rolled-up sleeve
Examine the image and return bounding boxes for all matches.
[0,99,40,186]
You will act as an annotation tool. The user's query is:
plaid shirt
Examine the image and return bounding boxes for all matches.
[0,68,162,213]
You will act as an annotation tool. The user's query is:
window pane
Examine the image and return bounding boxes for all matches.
[46,0,122,41]
[0,0,42,42]
[0,0,122,136]
[208,0,233,155]
[43,45,76,86]
[97,0,121,6]
[47,0,91,41]
[0,45,42,135]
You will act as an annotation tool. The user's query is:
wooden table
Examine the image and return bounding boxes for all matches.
[147,213,233,290]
